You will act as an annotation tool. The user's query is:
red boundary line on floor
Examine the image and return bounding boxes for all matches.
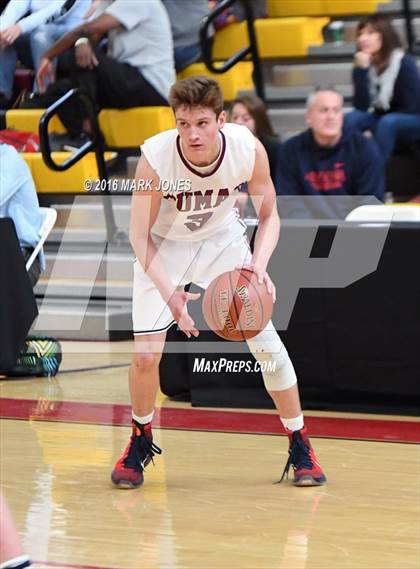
[1,397,419,443]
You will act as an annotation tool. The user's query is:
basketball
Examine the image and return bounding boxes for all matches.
[202,269,273,341]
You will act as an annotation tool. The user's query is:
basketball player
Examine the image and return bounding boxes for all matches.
[111,76,326,488]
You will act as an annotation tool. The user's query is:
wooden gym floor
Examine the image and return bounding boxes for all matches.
[1,341,419,569]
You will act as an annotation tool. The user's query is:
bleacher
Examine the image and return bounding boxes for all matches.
[2,0,419,339]
[4,0,418,161]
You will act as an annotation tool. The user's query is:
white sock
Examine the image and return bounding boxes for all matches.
[280,414,304,432]
[0,556,32,569]
[132,410,154,425]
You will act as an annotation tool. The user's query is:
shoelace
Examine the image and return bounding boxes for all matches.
[124,433,162,470]
[275,435,313,484]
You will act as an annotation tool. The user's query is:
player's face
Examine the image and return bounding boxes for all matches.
[305,91,343,144]
[230,103,256,134]
[357,24,382,56]
[175,105,226,166]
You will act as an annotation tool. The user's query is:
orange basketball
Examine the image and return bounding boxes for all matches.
[202,269,273,341]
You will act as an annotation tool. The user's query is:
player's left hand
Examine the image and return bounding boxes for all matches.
[235,263,276,303]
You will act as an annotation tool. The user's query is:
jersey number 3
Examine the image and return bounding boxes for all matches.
[184,212,213,231]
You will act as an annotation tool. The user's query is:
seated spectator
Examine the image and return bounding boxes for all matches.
[276,86,385,219]
[163,0,209,72]
[0,0,91,107]
[230,93,280,182]
[0,143,62,379]
[0,143,44,286]
[345,14,420,161]
[32,0,175,142]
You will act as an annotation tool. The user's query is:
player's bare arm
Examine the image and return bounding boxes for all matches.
[241,139,280,301]
[130,156,200,338]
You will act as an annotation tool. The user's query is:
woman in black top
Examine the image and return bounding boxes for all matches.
[345,14,420,161]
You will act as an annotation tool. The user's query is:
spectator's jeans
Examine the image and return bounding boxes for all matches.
[345,109,420,161]
[0,23,69,98]
[0,34,32,99]
[174,43,201,72]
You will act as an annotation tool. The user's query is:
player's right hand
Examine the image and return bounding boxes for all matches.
[168,291,201,338]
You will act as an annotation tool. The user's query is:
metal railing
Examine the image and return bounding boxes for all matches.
[200,0,265,101]
[402,0,419,53]
[39,88,121,244]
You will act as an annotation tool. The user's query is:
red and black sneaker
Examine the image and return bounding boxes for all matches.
[111,420,162,489]
[278,427,326,486]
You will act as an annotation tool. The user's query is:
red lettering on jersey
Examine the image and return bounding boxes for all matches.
[193,190,214,211]
[213,188,229,207]
[177,192,192,212]
[169,187,232,216]
[163,193,176,202]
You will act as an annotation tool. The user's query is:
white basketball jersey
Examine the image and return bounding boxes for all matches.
[141,122,256,240]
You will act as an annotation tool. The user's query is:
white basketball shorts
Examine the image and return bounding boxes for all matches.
[132,222,251,335]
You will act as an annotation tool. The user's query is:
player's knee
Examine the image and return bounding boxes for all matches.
[247,323,297,391]
[262,355,297,391]
[132,353,160,373]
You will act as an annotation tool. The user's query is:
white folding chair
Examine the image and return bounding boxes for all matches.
[25,207,57,271]
[346,204,420,223]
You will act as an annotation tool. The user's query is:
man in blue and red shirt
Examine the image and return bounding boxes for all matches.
[276,86,384,219]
